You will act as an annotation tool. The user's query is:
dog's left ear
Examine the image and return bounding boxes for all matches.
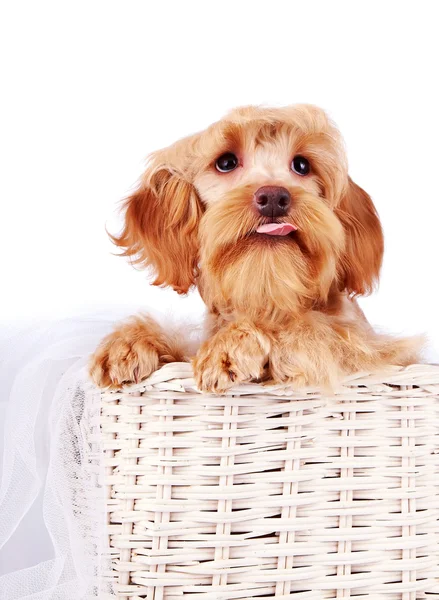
[335,176,384,295]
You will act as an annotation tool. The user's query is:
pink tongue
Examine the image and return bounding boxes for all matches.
[256,222,297,236]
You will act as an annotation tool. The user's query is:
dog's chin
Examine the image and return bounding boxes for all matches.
[199,186,345,317]
[202,234,337,319]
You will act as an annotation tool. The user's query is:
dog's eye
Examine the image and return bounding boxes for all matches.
[215,153,238,173]
[291,155,310,176]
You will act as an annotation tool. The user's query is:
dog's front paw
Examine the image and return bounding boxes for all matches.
[89,316,171,388]
[193,321,270,394]
[90,333,160,389]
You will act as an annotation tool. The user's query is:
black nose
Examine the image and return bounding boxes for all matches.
[253,186,291,217]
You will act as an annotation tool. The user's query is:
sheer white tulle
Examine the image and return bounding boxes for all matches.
[0,316,120,599]
[0,309,202,600]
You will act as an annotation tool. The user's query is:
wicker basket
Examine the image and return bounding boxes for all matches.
[101,363,439,599]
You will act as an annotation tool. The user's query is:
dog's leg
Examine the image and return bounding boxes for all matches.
[269,313,341,390]
[269,312,422,391]
[89,314,186,388]
[193,319,270,393]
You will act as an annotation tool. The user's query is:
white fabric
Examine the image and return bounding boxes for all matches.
[0,316,118,599]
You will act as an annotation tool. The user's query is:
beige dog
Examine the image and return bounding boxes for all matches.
[90,105,419,392]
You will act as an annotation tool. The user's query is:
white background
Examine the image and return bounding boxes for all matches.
[1,0,438,359]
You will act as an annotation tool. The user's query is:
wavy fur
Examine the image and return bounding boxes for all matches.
[91,104,421,392]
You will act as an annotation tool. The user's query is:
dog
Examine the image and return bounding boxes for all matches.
[90,104,420,393]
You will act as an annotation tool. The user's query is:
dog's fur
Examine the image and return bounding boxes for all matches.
[90,104,420,392]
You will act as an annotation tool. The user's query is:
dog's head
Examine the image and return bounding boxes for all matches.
[114,105,383,316]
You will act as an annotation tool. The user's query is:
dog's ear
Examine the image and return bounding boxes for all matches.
[112,158,203,294]
[335,176,384,296]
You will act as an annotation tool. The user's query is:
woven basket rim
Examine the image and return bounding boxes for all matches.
[100,362,439,400]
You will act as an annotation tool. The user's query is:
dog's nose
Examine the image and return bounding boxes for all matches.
[254,186,291,217]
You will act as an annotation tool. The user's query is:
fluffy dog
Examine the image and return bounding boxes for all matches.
[90,104,419,392]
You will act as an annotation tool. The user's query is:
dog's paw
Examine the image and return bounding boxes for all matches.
[193,322,270,394]
[89,316,172,388]
[89,332,160,389]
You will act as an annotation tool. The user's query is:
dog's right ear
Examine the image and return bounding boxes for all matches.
[111,156,204,294]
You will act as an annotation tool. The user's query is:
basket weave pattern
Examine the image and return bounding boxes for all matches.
[101,363,439,599]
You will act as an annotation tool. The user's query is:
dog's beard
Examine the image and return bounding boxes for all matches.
[200,185,345,318]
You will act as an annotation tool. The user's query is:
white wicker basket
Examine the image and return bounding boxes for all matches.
[101,363,439,599]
